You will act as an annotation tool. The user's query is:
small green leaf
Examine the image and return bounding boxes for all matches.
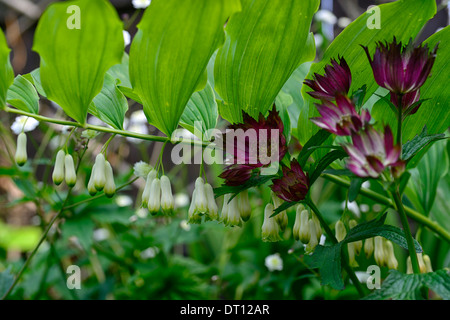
[130,0,240,136]
[33,0,124,124]
[214,174,275,200]
[22,68,46,97]
[365,269,450,300]
[304,244,344,290]
[0,267,14,298]
[309,149,348,185]
[348,178,363,202]
[270,201,298,218]
[297,129,332,167]
[402,125,446,162]
[89,73,128,130]
[0,28,14,110]
[6,75,39,114]
[180,82,218,141]
[215,0,318,123]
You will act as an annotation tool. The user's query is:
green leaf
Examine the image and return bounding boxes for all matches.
[275,90,293,143]
[0,267,14,298]
[0,28,14,110]
[348,178,363,202]
[61,217,95,252]
[365,269,450,300]
[107,53,131,89]
[6,75,39,114]
[215,0,318,123]
[89,73,128,130]
[130,0,240,136]
[304,244,344,290]
[22,68,46,97]
[301,0,437,143]
[297,129,332,167]
[33,0,124,124]
[309,149,348,185]
[180,82,218,141]
[270,201,298,218]
[214,174,275,200]
[0,220,41,251]
[402,125,446,163]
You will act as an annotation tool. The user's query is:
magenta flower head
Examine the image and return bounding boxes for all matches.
[304,56,352,101]
[270,159,309,202]
[219,108,288,186]
[310,95,371,136]
[390,90,422,117]
[344,125,405,178]
[362,37,438,95]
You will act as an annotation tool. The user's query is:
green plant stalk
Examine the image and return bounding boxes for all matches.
[323,174,450,243]
[391,190,421,274]
[3,107,210,147]
[306,198,366,298]
[397,94,403,149]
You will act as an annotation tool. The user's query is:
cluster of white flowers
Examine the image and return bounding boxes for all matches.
[293,204,322,253]
[141,169,174,215]
[87,154,116,198]
[406,252,433,274]
[52,149,77,187]
[188,177,218,223]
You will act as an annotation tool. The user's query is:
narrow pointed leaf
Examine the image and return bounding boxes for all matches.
[6,75,39,114]
[0,28,14,110]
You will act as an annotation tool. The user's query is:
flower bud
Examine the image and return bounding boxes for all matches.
[423,254,432,273]
[225,196,242,227]
[383,240,398,270]
[104,161,116,198]
[335,220,347,242]
[160,175,174,214]
[299,210,310,244]
[293,205,302,241]
[261,203,281,242]
[52,150,66,185]
[93,153,107,191]
[87,164,98,196]
[238,190,252,222]
[407,253,427,274]
[15,132,28,166]
[305,219,318,253]
[188,189,202,224]
[271,192,287,231]
[64,154,77,187]
[194,178,208,213]
[311,213,322,242]
[347,242,358,267]
[204,183,218,221]
[141,170,157,208]
[374,236,386,267]
[349,220,362,255]
[364,237,374,258]
[148,178,161,214]
[219,194,231,225]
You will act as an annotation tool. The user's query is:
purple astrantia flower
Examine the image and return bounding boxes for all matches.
[344,125,405,178]
[390,90,422,117]
[219,108,288,186]
[304,56,352,101]
[270,159,309,202]
[362,37,438,95]
[310,95,371,136]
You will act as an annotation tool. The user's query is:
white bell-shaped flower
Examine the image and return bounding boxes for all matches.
[104,161,116,198]
[305,219,318,253]
[148,178,161,214]
[87,163,98,196]
[93,153,107,191]
[261,203,281,242]
[238,190,252,222]
[52,149,65,185]
[194,178,208,214]
[15,132,28,166]
[64,154,77,188]
[364,237,374,258]
[335,220,347,242]
[160,175,174,214]
[204,183,218,221]
[299,210,310,244]
[141,170,157,208]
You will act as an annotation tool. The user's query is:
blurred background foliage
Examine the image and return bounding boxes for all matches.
[0,0,449,300]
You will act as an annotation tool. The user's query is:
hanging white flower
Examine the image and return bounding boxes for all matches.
[133,161,153,178]
[123,30,131,47]
[132,0,151,10]
[265,253,283,272]
[315,10,337,25]
[11,116,39,135]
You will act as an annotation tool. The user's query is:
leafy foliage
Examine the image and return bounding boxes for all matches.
[0,28,14,109]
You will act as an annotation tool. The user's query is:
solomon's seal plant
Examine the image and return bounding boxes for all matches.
[0,0,449,301]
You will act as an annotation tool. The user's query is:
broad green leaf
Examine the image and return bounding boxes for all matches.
[299,0,437,144]
[180,82,218,141]
[33,0,124,124]
[215,0,318,123]
[0,221,41,251]
[0,268,14,298]
[275,90,293,143]
[130,0,240,136]
[107,53,131,89]
[22,68,46,97]
[6,75,39,114]
[365,269,450,300]
[89,74,128,130]
[0,28,14,109]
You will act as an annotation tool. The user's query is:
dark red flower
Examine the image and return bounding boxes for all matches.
[270,159,309,202]
[219,108,288,186]
[304,56,352,101]
[310,95,371,136]
[390,90,422,117]
[362,37,438,95]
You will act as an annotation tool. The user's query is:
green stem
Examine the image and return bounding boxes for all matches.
[4,107,209,147]
[391,190,421,274]
[306,198,366,298]
[397,95,403,150]
[323,174,450,243]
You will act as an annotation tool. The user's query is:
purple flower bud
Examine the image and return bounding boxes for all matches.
[390,90,422,117]
[362,37,438,95]
[310,95,371,136]
[270,159,309,202]
[304,56,352,101]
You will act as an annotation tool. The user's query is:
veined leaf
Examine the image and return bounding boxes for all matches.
[297,129,332,167]
[180,82,218,141]
[33,0,124,125]
[0,28,14,110]
[309,149,348,185]
[300,0,437,144]
[130,0,240,137]
[402,125,446,163]
[215,0,318,123]
[275,90,293,144]
[22,68,46,97]
[6,75,39,114]
[365,269,450,300]
[89,74,129,130]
